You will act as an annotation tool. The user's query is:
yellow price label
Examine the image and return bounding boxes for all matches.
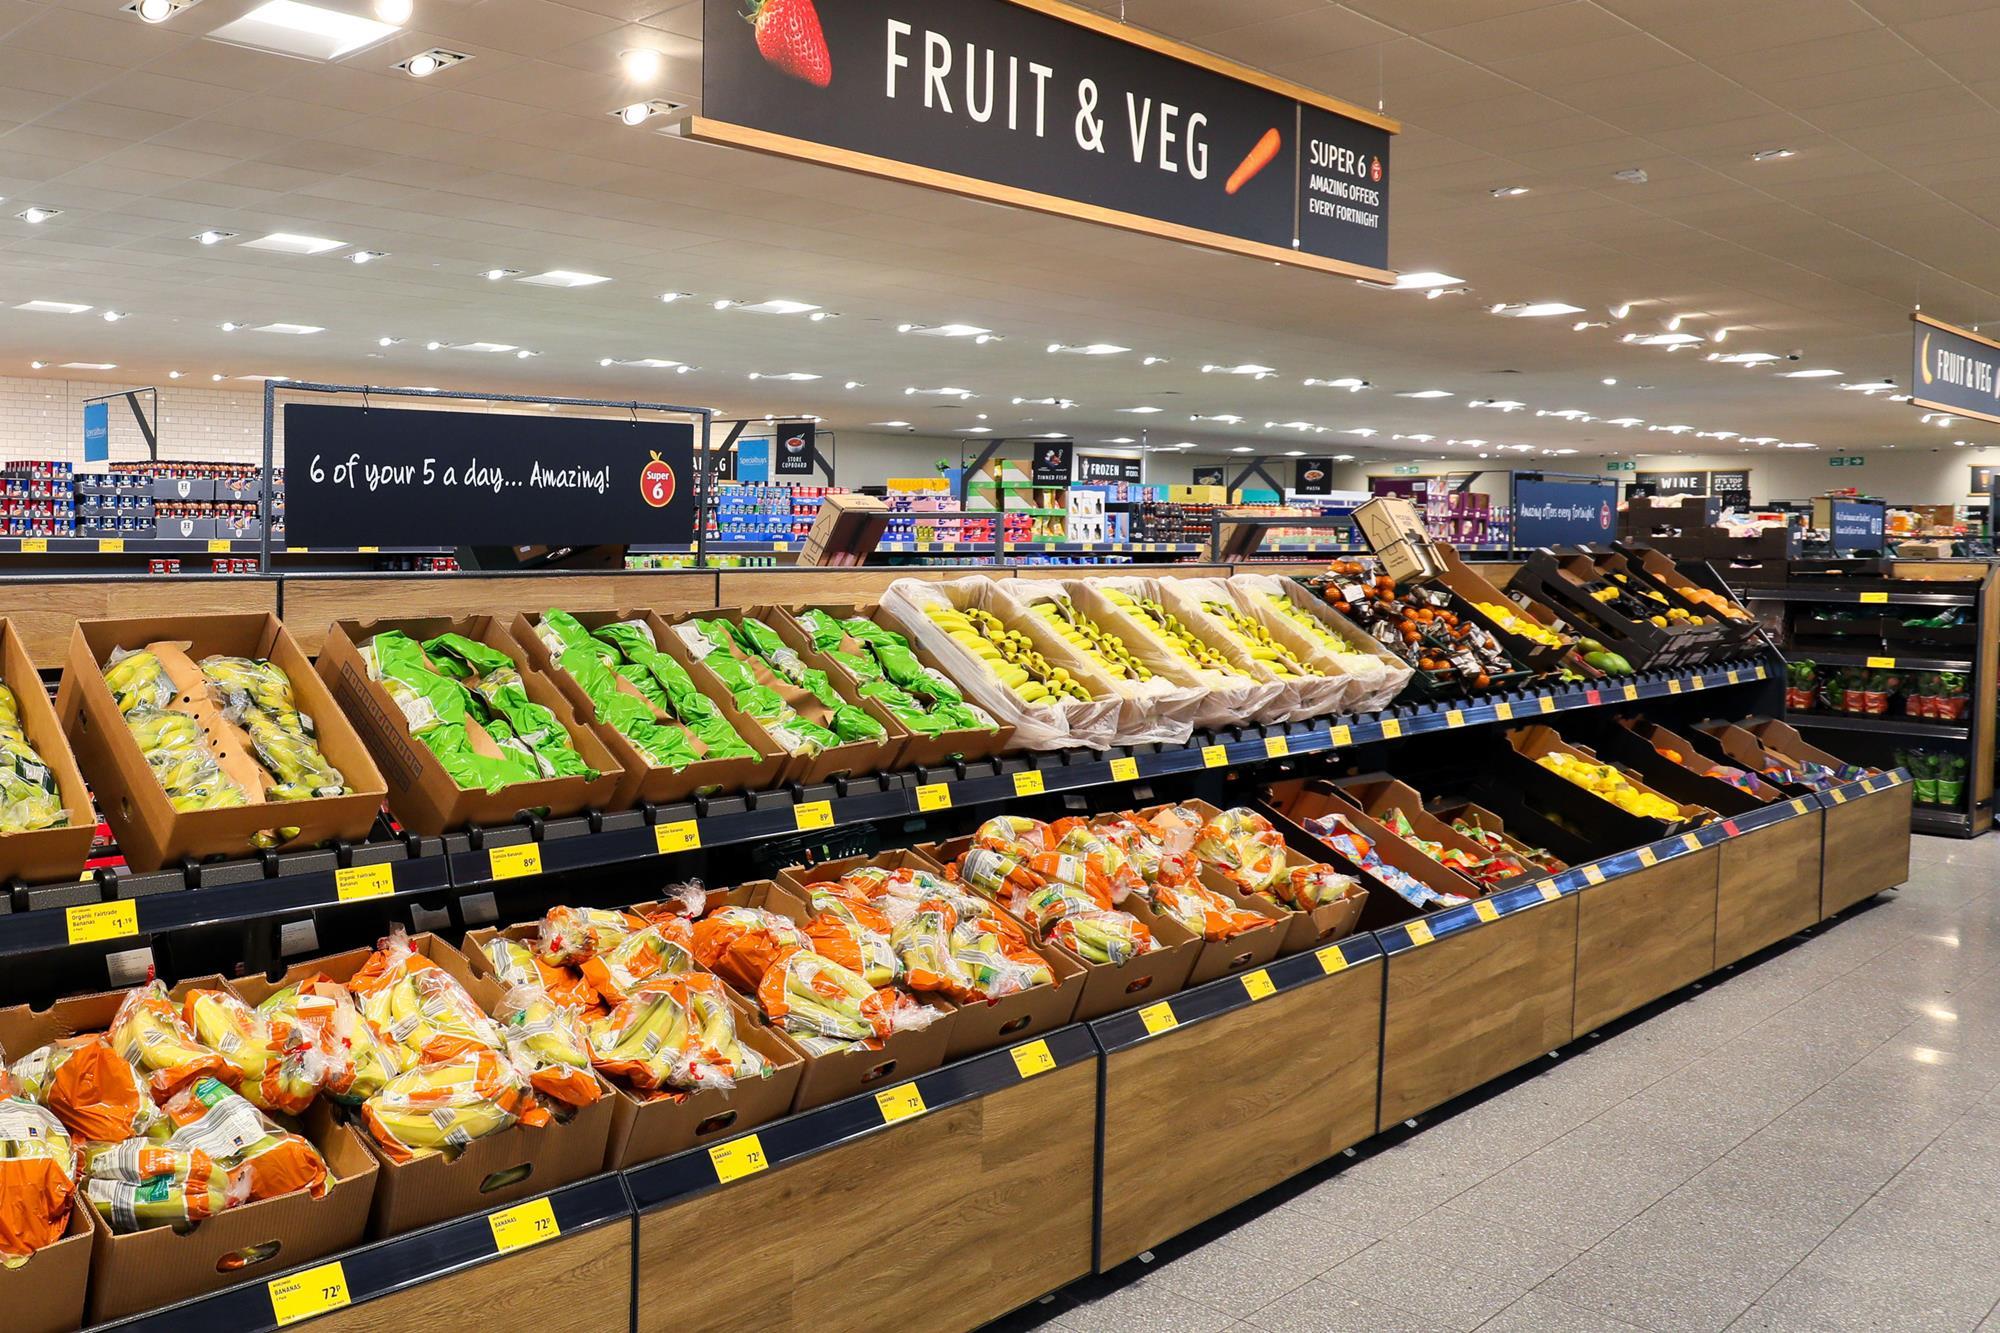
[1317,945,1349,974]
[914,542,931,553]
[1830,786,1848,804]
[65,899,137,946]
[334,863,394,902]
[1012,770,1046,797]
[1860,591,1888,604]
[1583,864,1607,885]
[1010,1039,1056,1078]
[1668,679,1684,694]
[1756,665,1768,680]
[709,1134,769,1183]
[1201,744,1227,768]
[1537,881,1561,902]
[207,538,232,552]
[793,800,834,830]
[771,540,788,551]
[1406,919,1435,947]
[1638,848,1658,868]
[488,844,542,880]
[915,783,952,812]
[1241,969,1275,1002]
[1623,685,1639,702]
[1110,756,1139,782]
[269,1261,351,1326]
[1380,718,1403,740]
[355,545,380,553]
[1446,710,1465,729]
[1727,670,1740,685]
[1330,725,1353,747]
[1265,735,1290,759]
[940,542,956,552]
[1473,899,1499,923]
[1538,696,1556,714]
[488,1196,560,1253]
[655,820,700,854]
[1682,832,1703,852]
[1692,675,1706,691]
[1137,1001,1179,1036]
[20,537,45,553]
[97,537,125,553]
[1493,702,1513,722]
[875,1083,927,1123]
[1791,799,1810,815]
[1866,656,1896,669]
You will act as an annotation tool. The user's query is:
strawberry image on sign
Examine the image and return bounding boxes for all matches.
[751,0,831,88]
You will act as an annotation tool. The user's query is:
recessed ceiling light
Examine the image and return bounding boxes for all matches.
[15,301,90,314]
[374,0,411,21]
[1398,389,1452,399]
[1102,437,1137,445]
[614,99,683,126]
[1195,414,1245,424]
[1118,406,1163,414]
[1628,332,1704,346]
[1203,363,1278,378]
[602,357,686,369]
[1304,377,1368,391]
[193,230,237,246]
[1048,343,1129,356]
[901,323,994,340]
[254,322,324,335]
[1491,302,1583,318]
[242,232,344,255]
[1751,148,1795,161]
[658,291,691,304]
[1610,303,1632,320]
[1783,368,1841,378]
[101,310,127,322]
[1715,352,1780,365]
[1282,449,1306,458]
[14,208,59,225]
[518,270,610,288]
[905,386,975,398]
[959,426,992,434]
[62,362,117,370]
[27,362,45,370]
[1612,168,1648,184]
[620,47,664,81]
[871,421,912,428]
[482,268,520,281]
[349,250,388,264]
[1346,428,1377,437]
[209,0,400,60]
[747,371,821,381]
[129,0,184,23]
[1602,378,1617,386]
[1392,271,1464,290]
[452,341,518,353]
[1490,186,1529,198]
[727,298,818,316]
[1142,356,1169,366]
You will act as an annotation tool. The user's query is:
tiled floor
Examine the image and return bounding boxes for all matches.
[994,833,2000,1333]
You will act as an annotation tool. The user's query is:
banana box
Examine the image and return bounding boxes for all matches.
[0,983,377,1325]
[460,920,805,1172]
[776,849,1084,1059]
[0,618,94,885]
[1,1199,91,1333]
[57,613,386,872]
[229,937,612,1239]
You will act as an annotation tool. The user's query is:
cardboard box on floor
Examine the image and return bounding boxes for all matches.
[0,985,377,1325]
[778,602,1014,768]
[229,935,612,1237]
[316,615,623,836]
[57,613,386,872]
[702,879,955,1109]
[774,848,1083,1058]
[1138,797,1368,956]
[5,1200,92,1333]
[508,607,786,808]
[914,836,1201,1020]
[0,618,95,884]
[459,918,804,1171]
[653,609,899,786]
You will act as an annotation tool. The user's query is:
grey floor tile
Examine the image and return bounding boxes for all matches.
[1475,1291,1653,1331]
[1537,1244,1759,1333]
[1283,1146,1480,1238]
[1316,1205,1581,1331]
[1214,1202,1374,1271]
[1149,1240,1318,1317]
[1057,1275,1238,1333]
[1449,1115,1716,1249]
[1247,1279,1453,1333]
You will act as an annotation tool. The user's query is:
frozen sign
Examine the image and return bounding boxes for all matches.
[698,0,1395,279]
[1913,314,2000,428]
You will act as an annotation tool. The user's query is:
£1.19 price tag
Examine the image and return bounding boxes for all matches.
[65,900,137,946]
[334,863,394,902]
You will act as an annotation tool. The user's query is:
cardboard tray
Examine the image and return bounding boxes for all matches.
[1326,776,1536,893]
[1508,551,1715,670]
[1588,548,1744,656]
[1695,718,1879,795]
[781,602,1014,768]
[1136,798,1366,958]
[1261,779,1491,909]
[228,935,613,1238]
[746,603,930,771]
[914,837,1200,1022]
[1250,788,1438,933]
[1500,725,1716,842]
[509,608,787,808]
[654,609,899,786]
[1427,543,1575,673]
[1425,798,1568,878]
[1601,718,1784,816]
[0,618,95,884]
[318,614,624,836]
[459,920,805,1171]
[4,1200,92,1333]
[774,848,1085,1058]
[58,613,387,872]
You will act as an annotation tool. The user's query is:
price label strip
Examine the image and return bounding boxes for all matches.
[488,1196,560,1253]
[269,1262,351,1326]
[655,820,700,854]
[334,863,394,902]
[1010,1039,1056,1078]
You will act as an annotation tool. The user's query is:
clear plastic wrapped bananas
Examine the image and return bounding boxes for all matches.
[0,685,65,833]
[1260,593,1369,659]
[202,656,350,801]
[924,605,1094,706]
[0,1073,75,1264]
[1099,589,1246,678]
[1027,597,1154,684]
[119,696,252,815]
[1198,601,1321,679]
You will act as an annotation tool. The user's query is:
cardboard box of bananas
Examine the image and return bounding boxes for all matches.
[1084,577,1289,730]
[1151,577,1362,723]
[1005,583,1210,745]
[0,619,94,885]
[0,980,378,1324]
[61,613,386,871]
[461,891,805,1169]
[1226,574,1412,714]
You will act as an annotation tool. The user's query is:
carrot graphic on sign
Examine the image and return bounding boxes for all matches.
[1226,128,1283,195]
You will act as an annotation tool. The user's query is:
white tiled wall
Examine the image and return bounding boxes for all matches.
[0,377,270,467]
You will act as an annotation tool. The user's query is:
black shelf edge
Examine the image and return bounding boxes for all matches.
[1779,649,1975,672]
[1090,932,1385,1054]
[1742,587,1978,607]
[1786,712,1971,741]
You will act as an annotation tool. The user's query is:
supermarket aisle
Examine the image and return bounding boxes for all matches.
[998,834,2000,1333]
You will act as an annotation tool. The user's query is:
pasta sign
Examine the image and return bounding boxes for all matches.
[696,0,1396,280]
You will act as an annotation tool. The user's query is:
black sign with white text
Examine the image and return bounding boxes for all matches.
[1031,441,1075,486]
[774,421,819,476]
[1635,471,1707,495]
[700,0,1393,275]
[1077,453,1142,483]
[285,404,697,548]
[1295,457,1333,495]
[1710,469,1750,503]
[1913,315,2000,427]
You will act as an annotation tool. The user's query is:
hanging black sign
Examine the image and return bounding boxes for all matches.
[1710,469,1751,503]
[1635,471,1707,495]
[1913,314,2000,427]
[1077,453,1142,483]
[696,0,1395,280]
[1295,457,1333,495]
[284,404,697,547]
[774,421,819,476]
[1971,466,1997,495]
[1193,466,1224,486]
[1031,441,1075,486]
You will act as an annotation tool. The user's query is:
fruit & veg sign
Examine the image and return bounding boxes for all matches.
[1913,313,2000,428]
[284,404,698,547]
[696,0,1396,279]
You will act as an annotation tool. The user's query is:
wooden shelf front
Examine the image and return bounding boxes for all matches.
[1716,813,1823,966]
[1096,958,1383,1269]
[1821,783,1915,917]
[1574,850,1720,1034]
[1378,896,1578,1131]
[633,1061,1097,1333]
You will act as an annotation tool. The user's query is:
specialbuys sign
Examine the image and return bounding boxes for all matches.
[696,0,1396,279]
[1913,314,2000,427]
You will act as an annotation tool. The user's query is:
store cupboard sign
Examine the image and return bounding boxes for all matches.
[695,0,1396,279]
[284,404,697,548]
[1913,314,2000,427]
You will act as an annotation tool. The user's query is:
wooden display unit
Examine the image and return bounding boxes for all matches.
[1572,850,1720,1033]
[1821,777,1916,916]
[1715,807,1823,965]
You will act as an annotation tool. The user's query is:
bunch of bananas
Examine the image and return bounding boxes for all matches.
[490,985,599,1110]
[1262,593,1364,658]
[1474,601,1571,649]
[925,605,1094,705]
[1101,588,1244,676]
[1028,598,1152,683]
[360,1051,538,1164]
[0,1097,73,1261]
[1536,751,1685,821]
[182,988,323,1115]
[109,981,227,1101]
[257,976,403,1104]
[1198,601,1319,679]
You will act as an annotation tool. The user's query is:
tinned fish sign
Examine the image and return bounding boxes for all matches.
[1913,314,2000,428]
[697,0,1395,279]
